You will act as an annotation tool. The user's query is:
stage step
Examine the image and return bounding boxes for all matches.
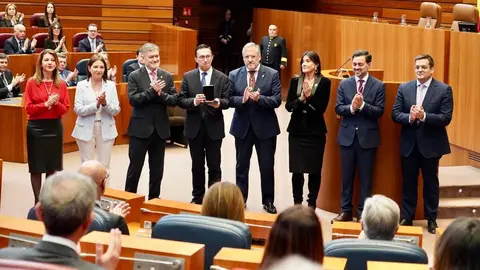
[438,197,480,218]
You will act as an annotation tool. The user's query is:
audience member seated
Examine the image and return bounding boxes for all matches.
[262,255,323,270]
[38,2,60,28]
[4,24,36,54]
[0,172,121,269]
[434,217,480,270]
[0,53,25,99]
[0,3,23,27]
[201,182,245,222]
[44,22,67,53]
[77,23,106,53]
[78,160,131,235]
[260,205,324,269]
[97,52,117,81]
[57,53,78,86]
[358,194,400,241]
[126,49,144,78]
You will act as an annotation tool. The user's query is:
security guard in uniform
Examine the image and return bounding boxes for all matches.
[260,25,287,77]
[218,9,234,74]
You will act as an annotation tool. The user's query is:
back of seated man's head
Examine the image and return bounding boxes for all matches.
[78,160,107,199]
[37,172,97,238]
[361,194,400,240]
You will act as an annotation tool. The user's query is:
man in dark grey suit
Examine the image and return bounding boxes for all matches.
[178,44,230,204]
[126,49,144,79]
[4,24,36,55]
[392,54,453,234]
[0,53,25,99]
[125,43,178,200]
[229,42,282,214]
[332,50,385,223]
[0,172,121,269]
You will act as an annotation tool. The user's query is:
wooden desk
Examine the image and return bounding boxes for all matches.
[213,248,347,270]
[332,221,424,247]
[80,231,205,270]
[0,159,2,208]
[140,198,277,241]
[0,215,44,248]
[0,98,27,163]
[368,261,428,270]
[102,188,145,223]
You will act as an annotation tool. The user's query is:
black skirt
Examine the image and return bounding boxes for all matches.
[288,133,326,174]
[26,118,63,174]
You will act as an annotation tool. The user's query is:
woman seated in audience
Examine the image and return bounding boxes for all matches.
[39,2,60,28]
[260,205,324,269]
[434,217,480,270]
[0,3,24,27]
[44,22,67,53]
[201,182,245,222]
[358,194,400,241]
[98,52,117,82]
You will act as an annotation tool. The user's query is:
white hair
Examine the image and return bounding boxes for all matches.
[140,43,159,54]
[242,42,260,57]
[361,194,400,240]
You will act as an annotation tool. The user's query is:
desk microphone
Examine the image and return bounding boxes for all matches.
[334,58,351,77]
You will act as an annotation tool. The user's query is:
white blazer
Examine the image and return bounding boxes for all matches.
[71,79,121,142]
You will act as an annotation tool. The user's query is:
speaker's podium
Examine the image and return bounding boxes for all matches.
[140,198,276,241]
[213,247,347,270]
[0,215,44,248]
[332,221,424,247]
[80,231,205,270]
[101,188,145,224]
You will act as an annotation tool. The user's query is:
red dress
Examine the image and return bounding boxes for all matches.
[24,78,70,173]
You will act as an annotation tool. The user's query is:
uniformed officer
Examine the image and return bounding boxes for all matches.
[260,25,287,76]
[218,9,234,74]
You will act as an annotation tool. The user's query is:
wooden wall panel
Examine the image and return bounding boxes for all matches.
[102,0,173,6]
[101,9,173,19]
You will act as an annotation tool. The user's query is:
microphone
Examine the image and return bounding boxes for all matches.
[334,58,351,77]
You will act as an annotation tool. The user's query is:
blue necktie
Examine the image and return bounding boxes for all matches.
[201,72,207,86]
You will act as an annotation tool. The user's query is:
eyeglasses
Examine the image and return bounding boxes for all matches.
[197,55,212,60]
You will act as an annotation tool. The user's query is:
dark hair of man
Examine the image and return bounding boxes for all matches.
[352,50,372,64]
[415,54,435,68]
[195,44,212,57]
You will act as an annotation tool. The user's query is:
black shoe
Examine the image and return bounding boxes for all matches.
[331,212,353,224]
[308,204,316,210]
[190,199,202,205]
[400,219,413,226]
[263,202,277,214]
[427,220,438,234]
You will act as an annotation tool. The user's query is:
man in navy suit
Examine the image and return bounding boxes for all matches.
[77,23,106,53]
[229,42,281,214]
[392,54,453,234]
[332,50,386,223]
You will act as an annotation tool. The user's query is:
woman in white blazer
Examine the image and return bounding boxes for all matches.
[72,54,120,169]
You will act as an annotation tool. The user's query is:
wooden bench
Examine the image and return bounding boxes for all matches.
[368,261,428,270]
[0,215,44,248]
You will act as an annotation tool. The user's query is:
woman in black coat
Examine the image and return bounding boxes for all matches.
[285,51,331,209]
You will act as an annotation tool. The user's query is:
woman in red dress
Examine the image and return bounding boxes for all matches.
[24,49,70,203]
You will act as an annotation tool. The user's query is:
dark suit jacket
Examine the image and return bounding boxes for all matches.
[335,75,385,149]
[0,69,20,99]
[286,76,331,135]
[127,66,178,139]
[178,68,230,140]
[229,65,281,140]
[77,37,106,52]
[4,36,34,55]
[0,241,102,269]
[93,204,129,235]
[44,38,66,52]
[391,78,453,158]
[126,61,140,78]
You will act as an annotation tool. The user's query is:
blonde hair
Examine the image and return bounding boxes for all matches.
[33,49,62,86]
[97,52,111,69]
[201,182,245,222]
[5,3,20,21]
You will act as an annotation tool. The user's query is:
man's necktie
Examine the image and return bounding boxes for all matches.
[357,79,364,94]
[91,40,95,52]
[416,84,426,105]
[19,40,24,51]
[150,69,157,81]
[248,70,256,88]
[201,72,207,86]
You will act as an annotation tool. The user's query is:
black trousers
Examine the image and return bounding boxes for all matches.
[340,134,376,217]
[125,131,166,200]
[219,44,233,74]
[235,127,276,205]
[292,173,321,207]
[188,121,222,204]
[401,144,440,221]
[262,63,281,79]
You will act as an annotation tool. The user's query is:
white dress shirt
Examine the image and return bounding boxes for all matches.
[42,234,79,254]
[1,72,12,92]
[199,66,213,86]
[415,76,432,122]
[350,73,369,114]
[89,38,96,52]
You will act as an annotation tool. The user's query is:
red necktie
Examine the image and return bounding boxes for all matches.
[358,79,364,94]
[248,71,256,88]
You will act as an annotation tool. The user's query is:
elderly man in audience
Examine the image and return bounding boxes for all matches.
[0,53,25,99]
[126,49,144,78]
[0,172,121,269]
[359,194,400,241]
[57,52,78,86]
[78,23,106,53]
[4,24,36,54]
[79,160,131,235]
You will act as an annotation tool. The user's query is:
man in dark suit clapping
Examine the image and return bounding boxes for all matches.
[178,44,230,204]
[126,49,144,79]
[0,53,25,99]
[125,43,178,200]
[77,23,106,53]
[4,24,36,55]
[332,50,386,223]
[229,42,282,214]
[392,54,453,234]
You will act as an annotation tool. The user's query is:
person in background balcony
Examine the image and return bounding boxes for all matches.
[38,2,60,28]
[44,22,68,53]
[0,3,24,27]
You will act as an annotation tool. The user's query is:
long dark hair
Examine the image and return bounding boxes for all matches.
[434,218,480,270]
[47,21,63,41]
[43,2,57,27]
[86,54,108,82]
[300,51,322,76]
[260,205,324,269]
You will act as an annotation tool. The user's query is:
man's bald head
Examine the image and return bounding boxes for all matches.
[78,160,107,187]
[13,24,26,40]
